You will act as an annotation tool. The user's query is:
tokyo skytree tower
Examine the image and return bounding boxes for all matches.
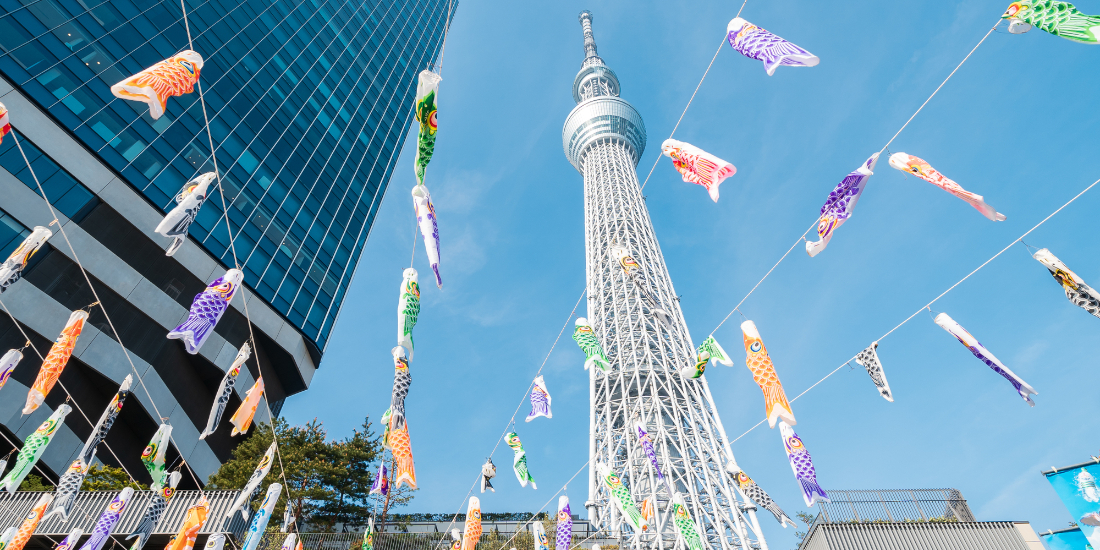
[563,11,769,550]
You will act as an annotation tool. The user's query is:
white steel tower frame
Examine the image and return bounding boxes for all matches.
[562,11,768,550]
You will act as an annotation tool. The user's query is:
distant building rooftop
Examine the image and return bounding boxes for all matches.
[799,489,1044,550]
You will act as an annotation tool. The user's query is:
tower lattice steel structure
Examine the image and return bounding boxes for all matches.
[563,11,769,550]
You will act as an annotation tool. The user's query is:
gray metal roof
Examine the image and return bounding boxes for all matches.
[799,521,1033,550]
[0,490,248,539]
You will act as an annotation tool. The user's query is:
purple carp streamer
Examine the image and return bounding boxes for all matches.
[412,185,442,289]
[0,349,22,393]
[806,153,879,257]
[726,17,819,76]
[526,376,552,421]
[370,461,389,496]
[779,421,829,507]
[934,313,1038,406]
[168,269,243,354]
[77,487,134,550]
[555,496,572,550]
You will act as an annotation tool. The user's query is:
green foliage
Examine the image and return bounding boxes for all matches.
[793,511,817,548]
[83,464,143,491]
[17,474,54,492]
[207,417,388,530]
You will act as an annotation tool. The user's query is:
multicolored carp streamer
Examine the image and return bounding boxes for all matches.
[141,424,172,490]
[370,461,389,496]
[110,51,203,119]
[449,530,461,550]
[7,493,53,550]
[412,185,442,289]
[0,101,10,144]
[634,420,673,496]
[390,347,412,431]
[480,457,496,493]
[200,343,249,440]
[1003,1,1100,42]
[79,487,134,550]
[127,472,181,550]
[165,499,209,550]
[204,534,226,550]
[934,312,1038,406]
[640,498,654,525]
[155,173,215,257]
[806,153,879,257]
[729,466,796,527]
[391,423,417,490]
[55,528,84,550]
[0,226,51,294]
[612,245,672,327]
[241,484,282,550]
[228,442,276,520]
[680,351,710,379]
[697,336,734,367]
[461,497,482,550]
[279,534,297,550]
[1,526,17,550]
[854,342,893,402]
[414,70,442,186]
[169,268,243,354]
[77,375,132,467]
[556,496,572,550]
[397,268,420,358]
[532,521,549,550]
[726,17,819,76]
[281,504,296,532]
[0,458,6,479]
[506,431,536,489]
[526,375,552,421]
[596,462,648,534]
[572,318,610,373]
[888,153,1006,221]
[670,494,705,550]
[779,421,829,506]
[230,376,265,436]
[44,454,94,523]
[24,309,88,415]
[740,320,796,428]
[0,348,23,392]
[660,139,736,202]
[361,518,374,550]
[1033,248,1100,319]
[0,404,71,492]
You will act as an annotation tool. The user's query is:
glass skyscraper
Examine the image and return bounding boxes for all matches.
[0,0,453,485]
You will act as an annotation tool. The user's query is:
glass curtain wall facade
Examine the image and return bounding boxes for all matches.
[0,0,454,350]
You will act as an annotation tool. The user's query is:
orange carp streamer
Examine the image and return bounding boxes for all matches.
[24,310,88,415]
[741,320,796,429]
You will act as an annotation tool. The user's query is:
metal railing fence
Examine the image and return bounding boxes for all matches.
[816,488,976,524]
[0,490,249,539]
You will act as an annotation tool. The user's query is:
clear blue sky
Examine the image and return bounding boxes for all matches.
[283,1,1100,547]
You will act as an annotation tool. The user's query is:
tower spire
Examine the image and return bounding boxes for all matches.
[579,10,601,64]
[562,10,769,550]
